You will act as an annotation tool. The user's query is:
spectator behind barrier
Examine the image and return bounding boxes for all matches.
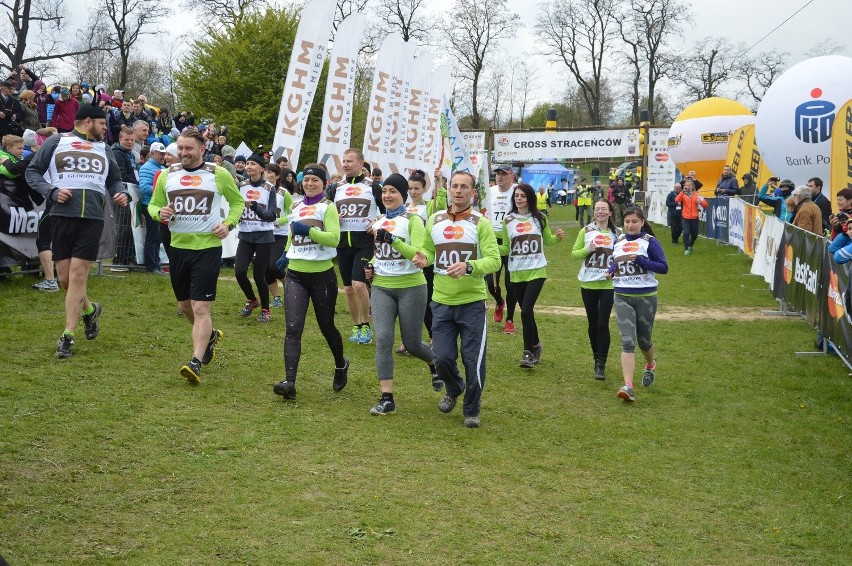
[829,188,852,241]
[791,186,822,235]
[715,165,740,196]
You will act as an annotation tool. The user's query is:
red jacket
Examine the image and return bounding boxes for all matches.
[50,97,79,131]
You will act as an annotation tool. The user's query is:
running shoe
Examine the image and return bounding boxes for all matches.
[370,398,397,415]
[395,345,408,355]
[333,357,349,392]
[531,343,542,365]
[32,279,59,291]
[594,358,606,381]
[438,394,457,414]
[348,325,360,342]
[494,302,505,323]
[270,296,283,308]
[642,360,656,387]
[180,358,202,384]
[202,329,223,365]
[357,325,373,345]
[430,365,444,392]
[240,299,259,316]
[55,333,74,359]
[257,309,272,323]
[617,385,635,402]
[82,302,102,340]
[464,415,480,428]
[273,379,297,400]
[520,350,535,368]
[504,320,515,335]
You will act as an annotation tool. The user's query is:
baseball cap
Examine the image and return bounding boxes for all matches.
[149,142,167,153]
[494,164,513,173]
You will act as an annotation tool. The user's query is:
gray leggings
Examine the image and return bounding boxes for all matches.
[372,284,435,380]
[614,293,657,353]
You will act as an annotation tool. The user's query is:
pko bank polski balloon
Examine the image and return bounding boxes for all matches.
[755,55,852,189]
[667,97,754,196]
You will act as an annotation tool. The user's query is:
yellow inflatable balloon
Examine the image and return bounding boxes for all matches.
[668,97,755,196]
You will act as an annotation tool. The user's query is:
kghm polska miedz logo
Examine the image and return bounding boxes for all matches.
[795,88,835,143]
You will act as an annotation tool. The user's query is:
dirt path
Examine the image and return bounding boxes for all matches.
[536,305,777,321]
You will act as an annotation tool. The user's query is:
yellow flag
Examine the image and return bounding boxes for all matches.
[830,98,852,213]
[725,124,775,187]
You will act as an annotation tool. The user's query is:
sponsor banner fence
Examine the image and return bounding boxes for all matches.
[0,186,44,265]
[773,223,822,326]
[727,197,745,251]
[492,129,640,161]
[751,212,784,286]
[821,248,852,358]
[705,196,729,242]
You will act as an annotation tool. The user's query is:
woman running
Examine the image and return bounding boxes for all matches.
[499,183,564,368]
[273,164,348,401]
[264,163,294,308]
[606,206,668,402]
[366,174,441,415]
[572,199,619,380]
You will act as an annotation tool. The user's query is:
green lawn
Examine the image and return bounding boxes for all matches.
[1,205,848,565]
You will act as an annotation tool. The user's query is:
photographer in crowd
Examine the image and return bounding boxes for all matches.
[829,188,852,241]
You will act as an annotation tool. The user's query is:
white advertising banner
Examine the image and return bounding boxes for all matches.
[728,197,746,251]
[440,98,473,181]
[493,129,640,161]
[463,131,486,179]
[751,213,785,287]
[317,12,366,165]
[646,127,678,193]
[363,34,405,169]
[646,189,667,226]
[272,0,336,168]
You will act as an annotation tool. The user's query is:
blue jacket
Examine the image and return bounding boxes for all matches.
[715,174,740,196]
[829,232,852,264]
[138,159,165,205]
[758,184,793,222]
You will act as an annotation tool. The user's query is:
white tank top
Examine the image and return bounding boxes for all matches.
[612,234,658,290]
[504,213,547,272]
[164,163,224,234]
[430,211,483,276]
[48,134,109,193]
[406,202,428,223]
[334,180,378,233]
[487,184,515,233]
[286,198,336,262]
[274,191,300,237]
[238,179,275,233]
[372,213,421,277]
[578,223,618,283]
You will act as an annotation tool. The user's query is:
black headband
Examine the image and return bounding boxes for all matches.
[303,167,327,183]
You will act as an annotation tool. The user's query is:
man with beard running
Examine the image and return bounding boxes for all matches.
[26,104,130,358]
[148,128,244,383]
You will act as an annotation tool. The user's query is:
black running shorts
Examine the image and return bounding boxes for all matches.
[169,246,222,302]
[336,245,373,285]
[50,216,104,261]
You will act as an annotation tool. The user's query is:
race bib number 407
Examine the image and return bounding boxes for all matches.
[435,242,477,271]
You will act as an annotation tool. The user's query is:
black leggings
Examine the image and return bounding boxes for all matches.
[486,252,516,319]
[580,287,614,362]
[424,265,434,338]
[513,278,545,350]
[265,235,288,284]
[235,239,272,309]
[284,268,345,381]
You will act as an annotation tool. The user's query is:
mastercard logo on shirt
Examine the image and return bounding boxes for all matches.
[345,186,362,197]
[442,225,464,240]
[515,221,533,234]
[622,242,640,253]
[299,205,317,217]
[594,234,612,247]
[246,189,260,201]
[179,175,202,187]
[70,141,93,150]
[380,220,396,231]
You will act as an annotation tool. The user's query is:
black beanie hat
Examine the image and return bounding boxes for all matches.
[382,173,408,203]
[75,104,107,121]
[247,152,266,168]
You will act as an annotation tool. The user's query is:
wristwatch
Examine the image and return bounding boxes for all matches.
[465,261,473,275]
[224,221,235,231]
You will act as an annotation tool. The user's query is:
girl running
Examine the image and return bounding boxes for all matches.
[264,163,294,308]
[606,206,668,402]
[499,183,564,368]
[572,199,619,380]
[366,174,441,415]
[272,164,348,401]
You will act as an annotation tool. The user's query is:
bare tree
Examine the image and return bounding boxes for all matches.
[100,0,166,91]
[443,0,516,129]
[514,62,538,128]
[536,0,618,126]
[739,48,788,109]
[0,0,106,73]
[618,18,641,124]
[678,36,743,101]
[335,0,369,30]
[182,0,264,28]
[804,39,844,58]
[376,0,429,43]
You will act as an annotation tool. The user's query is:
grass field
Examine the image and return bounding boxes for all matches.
[1,205,849,565]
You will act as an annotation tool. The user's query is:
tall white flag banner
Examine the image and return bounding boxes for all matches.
[440,98,473,181]
[462,131,486,179]
[363,34,404,168]
[401,54,431,174]
[317,12,366,166]
[493,129,640,161]
[272,0,336,168]
[646,127,677,193]
[426,66,453,173]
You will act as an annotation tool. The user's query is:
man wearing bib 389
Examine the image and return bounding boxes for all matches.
[414,171,500,428]
[26,104,130,359]
[149,129,243,383]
